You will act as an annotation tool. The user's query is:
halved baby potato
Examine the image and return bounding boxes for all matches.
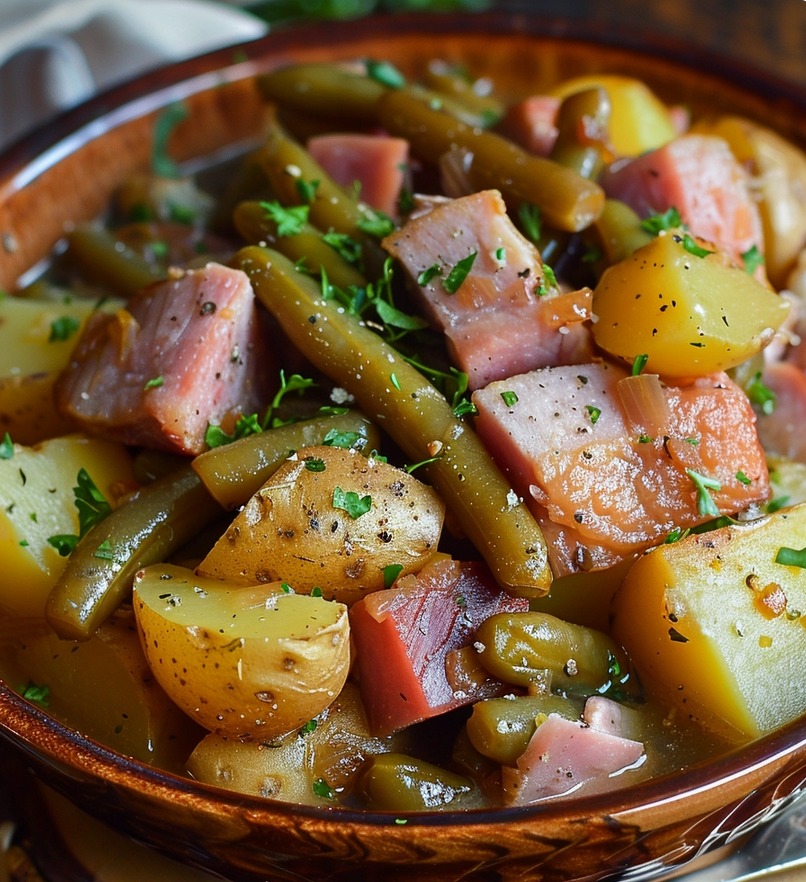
[197,445,445,604]
[133,564,350,739]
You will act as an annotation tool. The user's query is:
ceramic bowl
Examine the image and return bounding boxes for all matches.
[1,9,805,882]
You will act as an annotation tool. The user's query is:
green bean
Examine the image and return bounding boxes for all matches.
[256,63,385,129]
[358,753,473,811]
[236,245,552,599]
[255,127,389,276]
[376,88,605,233]
[65,225,164,298]
[466,694,583,765]
[233,200,367,289]
[550,87,612,180]
[588,199,653,267]
[192,410,381,509]
[475,611,637,697]
[421,60,504,126]
[46,464,221,641]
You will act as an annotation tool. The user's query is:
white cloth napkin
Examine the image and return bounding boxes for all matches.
[0,0,267,150]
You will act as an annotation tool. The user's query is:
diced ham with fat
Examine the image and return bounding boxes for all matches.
[382,189,593,390]
[55,263,273,456]
[307,132,409,218]
[602,134,765,264]
[500,712,645,806]
[756,361,806,463]
[472,362,771,575]
[495,95,560,157]
[349,557,529,736]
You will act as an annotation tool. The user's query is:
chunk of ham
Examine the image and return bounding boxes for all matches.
[500,712,645,806]
[756,361,806,463]
[472,363,770,575]
[496,95,560,157]
[349,557,529,736]
[307,132,408,218]
[602,134,765,264]
[382,190,593,390]
[55,263,272,456]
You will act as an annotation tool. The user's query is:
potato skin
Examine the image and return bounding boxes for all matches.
[198,445,445,604]
[133,564,350,739]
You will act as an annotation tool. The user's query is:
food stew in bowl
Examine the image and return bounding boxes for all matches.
[1,10,805,881]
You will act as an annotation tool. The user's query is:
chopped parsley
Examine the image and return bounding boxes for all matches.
[685,468,721,518]
[312,777,335,799]
[537,263,557,296]
[746,371,776,415]
[49,314,80,343]
[443,251,477,294]
[631,353,649,376]
[94,539,116,560]
[383,564,403,588]
[143,376,164,390]
[322,428,365,450]
[321,230,362,265]
[741,244,765,275]
[365,58,406,89]
[500,390,519,407]
[640,207,683,235]
[417,263,442,286]
[260,200,310,237]
[300,719,318,734]
[332,487,372,519]
[20,682,50,707]
[304,457,326,472]
[0,432,13,460]
[775,546,806,568]
[295,178,319,204]
[679,233,714,258]
[47,534,78,557]
[356,208,395,239]
[585,405,601,424]
[518,202,542,242]
[735,470,751,485]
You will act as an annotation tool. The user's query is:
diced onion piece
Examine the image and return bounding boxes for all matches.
[616,373,670,436]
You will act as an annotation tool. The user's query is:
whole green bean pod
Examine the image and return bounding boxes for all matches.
[550,87,612,180]
[421,60,504,126]
[46,464,222,641]
[192,410,381,509]
[588,199,653,268]
[256,63,386,128]
[255,127,389,277]
[233,200,367,289]
[376,88,604,233]
[65,225,164,298]
[475,611,637,698]
[466,694,582,765]
[359,753,474,811]
[236,245,552,598]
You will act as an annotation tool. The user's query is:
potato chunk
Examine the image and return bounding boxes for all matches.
[611,504,806,739]
[0,435,135,618]
[133,564,350,739]
[197,445,444,604]
[592,232,790,377]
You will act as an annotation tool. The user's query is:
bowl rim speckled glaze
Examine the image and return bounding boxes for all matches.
[1,9,805,881]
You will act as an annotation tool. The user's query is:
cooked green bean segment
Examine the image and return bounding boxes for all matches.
[65,225,164,298]
[192,410,381,509]
[359,753,474,811]
[550,87,612,180]
[588,199,653,267]
[233,200,367,290]
[236,245,552,598]
[466,694,583,765]
[421,60,504,126]
[376,88,605,233]
[255,127,389,276]
[46,464,221,641]
[256,63,386,128]
[475,611,636,696]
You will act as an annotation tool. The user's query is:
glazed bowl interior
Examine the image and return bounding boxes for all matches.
[1,10,806,882]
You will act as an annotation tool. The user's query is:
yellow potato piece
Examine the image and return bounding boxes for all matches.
[133,564,350,739]
[0,609,199,771]
[611,503,806,739]
[592,232,790,377]
[0,294,121,443]
[0,435,136,618]
[550,74,677,157]
[198,445,444,604]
